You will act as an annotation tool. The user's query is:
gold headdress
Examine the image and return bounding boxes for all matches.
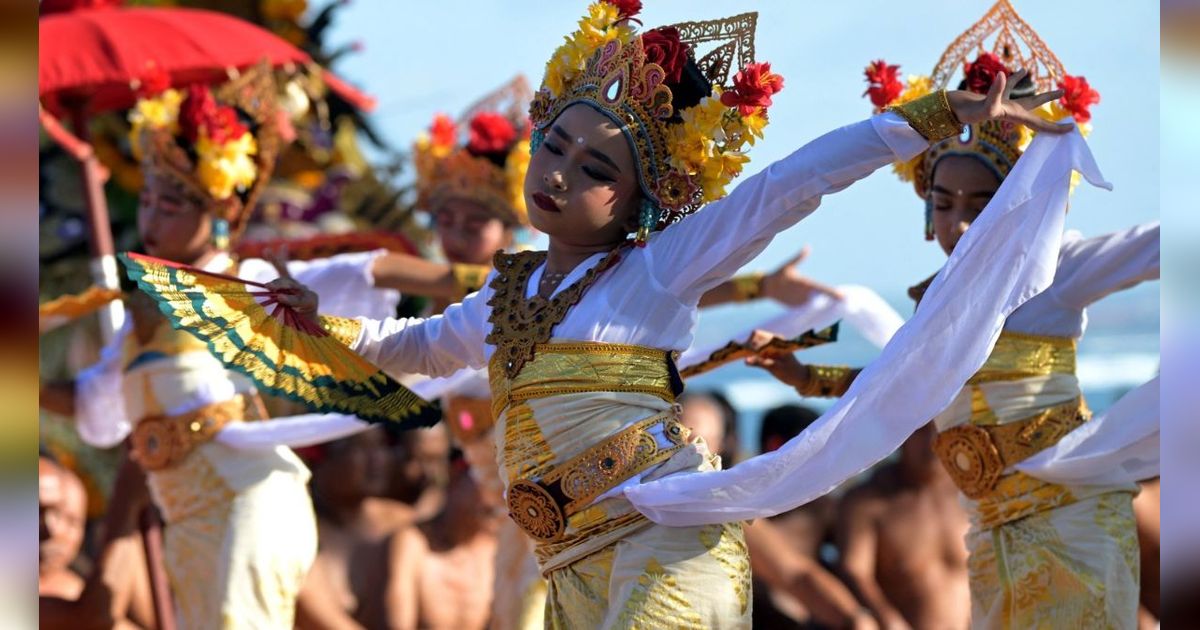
[530,1,783,243]
[861,0,1099,238]
[413,76,533,227]
[129,62,282,246]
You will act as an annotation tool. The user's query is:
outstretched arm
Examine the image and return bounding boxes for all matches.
[650,72,1070,305]
[699,246,843,308]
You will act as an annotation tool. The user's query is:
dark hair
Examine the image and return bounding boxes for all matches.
[679,389,739,450]
[668,57,714,122]
[956,72,1036,100]
[759,404,820,454]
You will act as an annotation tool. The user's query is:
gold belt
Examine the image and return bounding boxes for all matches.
[131,394,262,471]
[506,410,689,543]
[933,397,1090,499]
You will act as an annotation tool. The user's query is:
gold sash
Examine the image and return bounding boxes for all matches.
[131,394,266,471]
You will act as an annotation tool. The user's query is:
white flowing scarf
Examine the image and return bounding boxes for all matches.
[625,124,1113,526]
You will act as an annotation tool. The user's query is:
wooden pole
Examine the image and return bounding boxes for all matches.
[138,506,177,630]
[68,103,125,341]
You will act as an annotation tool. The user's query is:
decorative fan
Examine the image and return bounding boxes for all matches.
[120,252,439,428]
[679,323,840,379]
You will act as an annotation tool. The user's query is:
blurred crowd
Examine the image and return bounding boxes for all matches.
[40,391,1162,629]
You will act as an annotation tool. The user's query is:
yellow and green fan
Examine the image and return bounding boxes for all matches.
[120,252,439,428]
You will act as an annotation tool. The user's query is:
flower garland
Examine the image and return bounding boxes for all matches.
[128,78,260,202]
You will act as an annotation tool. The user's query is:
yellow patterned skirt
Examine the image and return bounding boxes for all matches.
[150,449,317,629]
[964,473,1140,629]
[545,520,751,629]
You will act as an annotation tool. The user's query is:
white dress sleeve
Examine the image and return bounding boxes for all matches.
[644,114,929,304]
[74,316,133,448]
[238,249,401,320]
[625,123,1112,526]
[1046,221,1160,310]
[351,279,495,378]
[214,413,371,450]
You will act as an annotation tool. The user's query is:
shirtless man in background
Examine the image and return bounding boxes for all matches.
[385,452,501,630]
[295,427,423,629]
[837,422,971,630]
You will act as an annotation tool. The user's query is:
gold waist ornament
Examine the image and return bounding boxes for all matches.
[933,397,1089,499]
[968,330,1076,385]
[506,410,689,543]
[131,394,265,471]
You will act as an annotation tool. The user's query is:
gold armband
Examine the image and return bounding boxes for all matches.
[451,263,492,301]
[319,315,363,347]
[886,89,963,143]
[730,271,765,302]
[798,365,854,398]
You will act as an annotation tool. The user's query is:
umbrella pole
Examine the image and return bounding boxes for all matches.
[138,506,178,630]
[69,105,125,342]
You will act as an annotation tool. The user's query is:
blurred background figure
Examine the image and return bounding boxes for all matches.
[678,390,742,466]
[386,425,451,523]
[836,423,970,630]
[39,453,88,601]
[295,427,416,629]
[384,451,502,630]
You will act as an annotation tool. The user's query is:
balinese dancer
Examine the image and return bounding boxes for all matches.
[38,66,400,628]
[743,2,1159,627]
[152,2,1074,626]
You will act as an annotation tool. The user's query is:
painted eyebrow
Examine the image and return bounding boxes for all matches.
[550,124,621,173]
[931,185,994,199]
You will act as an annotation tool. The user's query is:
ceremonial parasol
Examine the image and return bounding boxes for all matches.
[38,4,376,339]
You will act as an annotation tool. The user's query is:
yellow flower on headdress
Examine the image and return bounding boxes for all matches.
[542,1,633,96]
[506,139,531,218]
[127,88,183,159]
[195,130,259,200]
[892,75,932,107]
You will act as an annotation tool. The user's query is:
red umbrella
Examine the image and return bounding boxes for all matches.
[39,6,375,115]
[39,5,377,341]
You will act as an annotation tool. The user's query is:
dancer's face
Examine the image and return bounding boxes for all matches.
[434,197,513,265]
[137,168,214,263]
[524,104,641,247]
[929,155,1002,256]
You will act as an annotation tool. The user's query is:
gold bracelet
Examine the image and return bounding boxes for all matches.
[798,365,853,398]
[451,263,492,301]
[730,272,765,302]
[886,89,963,143]
[319,315,363,347]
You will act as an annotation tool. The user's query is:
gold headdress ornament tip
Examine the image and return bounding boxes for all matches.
[860,0,1100,237]
[413,76,533,228]
[529,2,782,236]
[129,61,283,245]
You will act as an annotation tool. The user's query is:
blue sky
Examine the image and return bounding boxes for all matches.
[324,0,1159,295]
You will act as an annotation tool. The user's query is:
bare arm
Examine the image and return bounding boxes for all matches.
[744,519,875,630]
[370,252,463,301]
[836,490,911,630]
[383,528,425,630]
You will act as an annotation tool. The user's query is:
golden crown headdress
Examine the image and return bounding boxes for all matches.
[413,75,533,228]
[129,62,282,246]
[860,0,1099,238]
[529,1,783,243]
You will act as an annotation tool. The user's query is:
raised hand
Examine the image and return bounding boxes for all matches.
[743,329,812,391]
[263,246,320,325]
[760,245,844,306]
[948,69,1074,134]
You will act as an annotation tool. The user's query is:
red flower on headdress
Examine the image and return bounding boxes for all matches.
[1057,74,1100,123]
[134,61,171,100]
[641,27,690,84]
[720,62,785,117]
[179,84,248,145]
[467,112,517,156]
[610,0,642,20]
[863,59,903,110]
[429,113,457,148]
[963,53,1011,94]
